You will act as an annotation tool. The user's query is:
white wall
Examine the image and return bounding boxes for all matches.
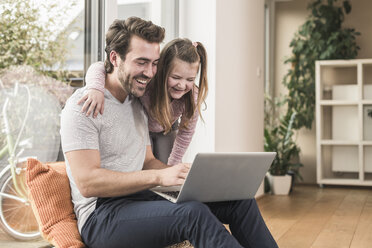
[179,0,217,163]
[181,0,265,161]
[215,0,265,152]
[180,0,266,196]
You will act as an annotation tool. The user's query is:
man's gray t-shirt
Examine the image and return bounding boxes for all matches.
[60,87,150,233]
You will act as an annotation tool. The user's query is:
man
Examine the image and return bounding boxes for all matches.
[61,17,278,248]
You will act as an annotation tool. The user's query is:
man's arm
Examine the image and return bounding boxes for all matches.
[66,146,190,198]
[66,149,159,198]
[142,145,169,170]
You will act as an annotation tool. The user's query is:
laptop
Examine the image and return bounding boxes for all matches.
[151,152,276,203]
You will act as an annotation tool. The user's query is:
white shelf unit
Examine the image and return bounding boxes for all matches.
[316,59,372,186]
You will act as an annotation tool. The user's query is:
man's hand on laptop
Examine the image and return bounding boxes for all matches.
[157,163,191,186]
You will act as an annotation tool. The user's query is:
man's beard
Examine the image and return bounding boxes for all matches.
[119,73,133,96]
[117,65,137,97]
[118,64,148,98]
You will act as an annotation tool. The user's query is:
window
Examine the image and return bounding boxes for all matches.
[106,0,179,48]
[0,0,83,244]
[0,1,179,244]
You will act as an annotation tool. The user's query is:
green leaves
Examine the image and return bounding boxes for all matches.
[264,96,303,177]
[343,0,351,14]
[0,0,74,81]
[283,0,360,130]
[368,109,372,118]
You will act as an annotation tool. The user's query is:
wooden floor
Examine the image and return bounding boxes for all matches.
[257,185,372,248]
[0,185,371,248]
[0,231,48,248]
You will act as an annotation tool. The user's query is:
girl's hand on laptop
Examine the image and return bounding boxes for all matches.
[77,89,105,118]
[158,163,190,186]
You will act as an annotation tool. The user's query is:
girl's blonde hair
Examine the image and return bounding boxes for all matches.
[149,38,208,133]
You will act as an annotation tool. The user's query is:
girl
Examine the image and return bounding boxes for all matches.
[79,38,208,165]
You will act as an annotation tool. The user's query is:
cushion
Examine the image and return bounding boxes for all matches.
[26,158,194,248]
[26,158,85,248]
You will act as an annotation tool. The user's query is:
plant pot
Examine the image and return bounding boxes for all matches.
[269,174,292,195]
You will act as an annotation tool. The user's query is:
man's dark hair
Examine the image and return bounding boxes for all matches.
[104,17,165,73]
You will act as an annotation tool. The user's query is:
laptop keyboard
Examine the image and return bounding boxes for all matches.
[163,191,180,199]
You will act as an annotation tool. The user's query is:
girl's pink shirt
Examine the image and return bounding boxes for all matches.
[85,62,199,166]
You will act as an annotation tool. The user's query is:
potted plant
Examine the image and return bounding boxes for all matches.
[263,0,359,194]
[264,96,303,195]
[283,0,360,130]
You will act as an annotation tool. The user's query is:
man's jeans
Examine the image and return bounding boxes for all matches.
[81,190,278,248]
